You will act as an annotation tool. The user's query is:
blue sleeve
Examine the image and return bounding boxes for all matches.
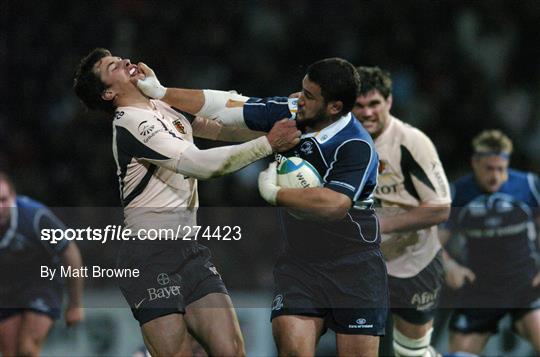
[243,96,292,132]
[324,140,377,201]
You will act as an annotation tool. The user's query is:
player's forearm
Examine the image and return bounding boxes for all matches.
[161,88,205,114]
[177,136,272,180]
[379,205,450,234]
[276,187,350,221]
[61,243,84,307]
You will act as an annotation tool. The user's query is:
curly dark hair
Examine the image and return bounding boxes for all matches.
[306,58,360,116]
[356,66,392,99]
[73,48,115,114]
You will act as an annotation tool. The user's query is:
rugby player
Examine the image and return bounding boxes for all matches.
[73,48,300,357]
[135,58,387,356]
[440,130,540,355]
[0,172,84,356]
[353,66,451,357]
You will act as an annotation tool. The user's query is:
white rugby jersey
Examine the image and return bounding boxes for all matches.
[374,117,451,278]
[112,100,266,235]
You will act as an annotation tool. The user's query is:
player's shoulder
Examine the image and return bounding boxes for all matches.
[507,169,540,194]
[16,195,46,211]
[393,118,434,149]
[322,114,374,151]
[16,195,48,222]
[507,168,531,182]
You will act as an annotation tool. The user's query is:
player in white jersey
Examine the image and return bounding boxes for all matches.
[353,67,451,357]
[73,48,300,357]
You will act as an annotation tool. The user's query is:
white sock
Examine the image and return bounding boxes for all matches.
[393,327,437,357]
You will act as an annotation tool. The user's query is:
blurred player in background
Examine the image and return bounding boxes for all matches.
[440,130,540,355]
[0,172,84,356]
[73,48,299,357]
[353,66,451,357]
[136,58,387,356]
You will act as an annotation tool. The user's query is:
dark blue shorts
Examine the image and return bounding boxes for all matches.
[388,251,444,325]
[116,242,228,326]
[449,281,540,334]
[271,249,388,335]
[0,281,63,321]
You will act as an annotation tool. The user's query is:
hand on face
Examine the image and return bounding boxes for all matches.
[266,119,301,152]
[131,62,166,99]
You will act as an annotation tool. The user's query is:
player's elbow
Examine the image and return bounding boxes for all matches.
[324,205,350,221]
[319,194,351,221]
[433,205,451,225]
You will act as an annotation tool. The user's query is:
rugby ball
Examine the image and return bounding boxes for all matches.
[277,157,323,189]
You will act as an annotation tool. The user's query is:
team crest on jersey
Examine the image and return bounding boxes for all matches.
[300,141,314,155]
[378,160,390,175]
[172,119,186,134]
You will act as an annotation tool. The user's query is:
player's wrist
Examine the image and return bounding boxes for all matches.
[137,77,167,99]
[443,257,459,272]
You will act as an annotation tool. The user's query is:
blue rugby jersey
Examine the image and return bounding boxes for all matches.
[448,169,540,288]
[0,196,68,288]
[244,97,380,260]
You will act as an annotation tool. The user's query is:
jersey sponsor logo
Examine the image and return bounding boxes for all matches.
[29,298,50,312]
[206,263,222,279]
[134,298,146,309]
[375,183,400,195]
[411,287,440,311]
[272,294,284,311]
[465,221,529,239]
[348,317,374,329]
[157,273,170,286]
[172,119,186,134]
[145,272,183,302]
[431,161,448,197]
[138,121,155,136]
[147,285,182,302]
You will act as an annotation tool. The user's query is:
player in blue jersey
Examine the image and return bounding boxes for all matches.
[0,172,84,356]
[440,130,540,355]
[135,58,387,356]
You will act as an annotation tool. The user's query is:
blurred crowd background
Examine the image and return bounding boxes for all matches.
[2,1,540,355]
[2,0,540,287]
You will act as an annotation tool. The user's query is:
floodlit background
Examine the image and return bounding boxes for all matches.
[2,1,539,355]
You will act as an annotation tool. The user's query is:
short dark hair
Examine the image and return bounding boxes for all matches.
[356,66,392,99]
[73,48,115,114]
[0,172,15,194]
[306,58,360,115]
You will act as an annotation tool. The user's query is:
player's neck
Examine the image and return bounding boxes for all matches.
[373,115,394,139]
[115,91,154,111]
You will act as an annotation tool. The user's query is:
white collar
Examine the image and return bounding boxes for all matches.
[301,113,351,144]
[0,203,18,249]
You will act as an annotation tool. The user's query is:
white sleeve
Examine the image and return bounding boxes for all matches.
[196,89,250,128]
[191,116,265,142]
[116,113,272,180]
[174,136,272,179]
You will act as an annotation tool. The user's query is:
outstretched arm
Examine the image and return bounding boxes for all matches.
[134,63,292,131]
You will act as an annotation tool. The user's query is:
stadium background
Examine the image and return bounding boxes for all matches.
[2,0,539,355]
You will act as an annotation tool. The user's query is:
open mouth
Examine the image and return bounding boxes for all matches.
[128,65,139,77]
